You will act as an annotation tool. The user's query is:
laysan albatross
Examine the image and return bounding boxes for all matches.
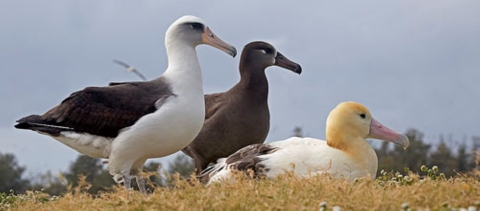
[182,41,302,173]
[14,15,237,193]
[199,101,409,184]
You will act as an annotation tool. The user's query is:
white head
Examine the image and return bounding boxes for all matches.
[165,15,237,57]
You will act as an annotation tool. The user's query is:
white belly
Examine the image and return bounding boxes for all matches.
[107,94,205,175]
[46,132,112,158]
[259,137,378,182]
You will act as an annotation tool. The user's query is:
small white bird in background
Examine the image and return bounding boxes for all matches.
[199,101,409,184]
[113,59,147,81]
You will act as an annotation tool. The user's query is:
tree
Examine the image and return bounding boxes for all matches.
[375,142,396,174]
[376,129,480,177]
[429,141,457,177]
[456,143,470,173]
[376,141,390,158]
[0,153,30,193]
[400,129,431,170]
[132,161,163,191]
[471,136,480,170]
[376,129,431,175]
[130,156,195,189]
[168,154,195,178]
[64,155,114,194]
[28,170,67,196]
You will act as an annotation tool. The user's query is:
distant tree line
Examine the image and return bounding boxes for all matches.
[375,128,478,177]
[1,128,478,195]
[0,153,194,195]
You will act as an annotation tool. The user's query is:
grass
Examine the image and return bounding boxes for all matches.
[1,167,479,211]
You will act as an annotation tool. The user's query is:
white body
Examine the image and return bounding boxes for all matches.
[108,61,206,179]
[50,132,112,158]
[44,16,209,182]
[209,137,378,184]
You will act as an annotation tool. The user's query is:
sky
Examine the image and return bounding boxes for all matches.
[1,1,480,176]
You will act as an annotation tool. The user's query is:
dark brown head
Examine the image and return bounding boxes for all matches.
[240,41,302,75]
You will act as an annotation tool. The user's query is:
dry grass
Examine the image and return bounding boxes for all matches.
[2,170,480,211]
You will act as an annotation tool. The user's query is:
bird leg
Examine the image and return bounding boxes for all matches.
[123,173,132,190]
[135,176,147,195]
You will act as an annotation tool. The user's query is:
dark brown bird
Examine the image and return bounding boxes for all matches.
[182,41,302,173]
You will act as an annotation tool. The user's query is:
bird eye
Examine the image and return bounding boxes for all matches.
[259,48,273,54]
[359,114,366,119]
[189,22,204,31]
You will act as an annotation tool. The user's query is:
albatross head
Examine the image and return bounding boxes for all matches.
[165,15,237,57]
[326,101,409,150]
[240,41,302,74]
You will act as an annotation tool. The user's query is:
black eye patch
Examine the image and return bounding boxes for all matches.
[258,48,273,54]
[359,114,366,119]
[186,22,204,31]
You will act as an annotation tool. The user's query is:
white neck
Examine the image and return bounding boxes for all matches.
[163,40,204,96]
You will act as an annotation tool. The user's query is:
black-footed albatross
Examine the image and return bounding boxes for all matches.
[182,41,302,173]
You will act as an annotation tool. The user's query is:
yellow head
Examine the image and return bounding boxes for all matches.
[326,101,409,151]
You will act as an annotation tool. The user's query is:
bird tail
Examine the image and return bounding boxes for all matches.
[14,115,73,136]
[198,158,228,184]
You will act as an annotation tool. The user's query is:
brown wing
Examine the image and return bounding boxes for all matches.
[15,77,174,137]
[198,143,278,182]
[226,143,278,172]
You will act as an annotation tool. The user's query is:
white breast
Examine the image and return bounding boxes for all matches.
[260,137,377,181]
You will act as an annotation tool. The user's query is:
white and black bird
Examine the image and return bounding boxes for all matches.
[15,15,237,193]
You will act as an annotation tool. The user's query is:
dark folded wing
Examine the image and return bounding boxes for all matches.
[198,143,278,182]
[15,77,174,137]
[226,143,278,172]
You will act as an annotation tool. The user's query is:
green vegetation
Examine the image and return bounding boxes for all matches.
[0,154,30,193]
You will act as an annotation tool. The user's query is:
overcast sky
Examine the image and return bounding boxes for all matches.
[1,1,479,175]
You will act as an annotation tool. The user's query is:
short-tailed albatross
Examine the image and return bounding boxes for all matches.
[14,15,237,193]
[199,101,409,184]
[182,41,302,173]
